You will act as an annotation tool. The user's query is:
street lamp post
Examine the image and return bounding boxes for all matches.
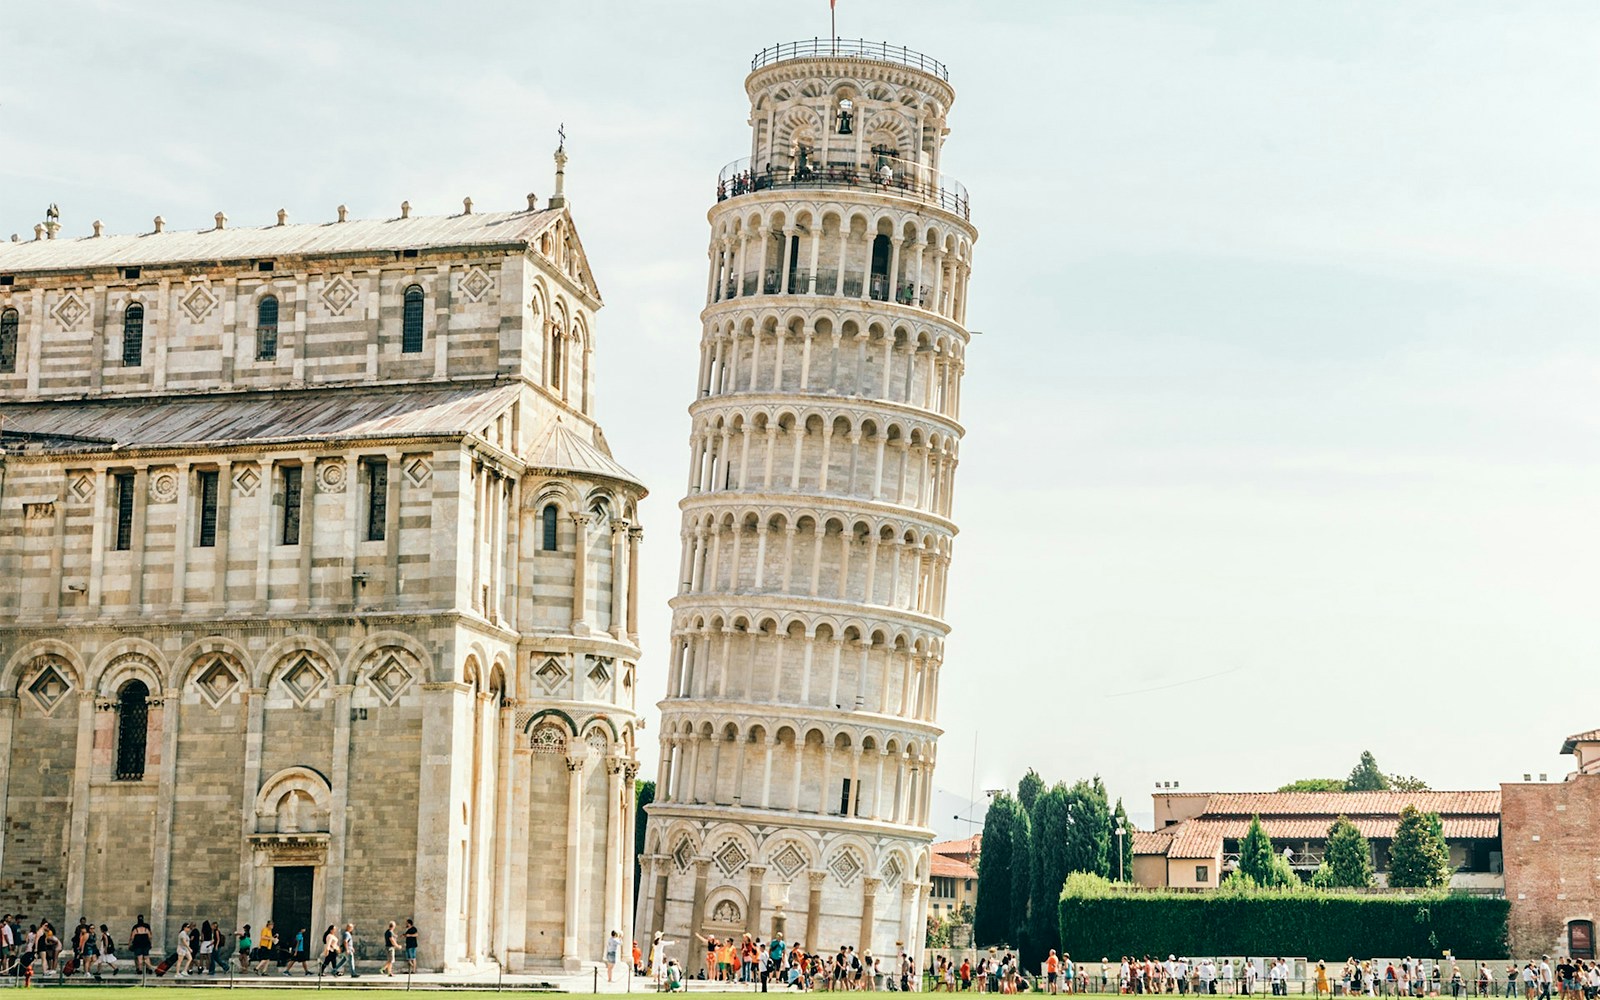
[1115,822,1126,882]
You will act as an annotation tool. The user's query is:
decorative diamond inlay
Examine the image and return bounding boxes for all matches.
[828,848,863,886]
[459,266,494,303]
[880,854,904,889]
[535,657,566,692]
[195,657,240,708]
[588,657,612,685]
[403,456,432,487]
[233,464,261,497]
[713,839,749,876]
[51,292,87,330]
[68,473,95,504]
[771,843,807,879]
[320,275,357,316]
[27,661,72,715]
[368,654,413,704]
[672,838,695,873]
[179,283,218,323]
[279,655,327,704]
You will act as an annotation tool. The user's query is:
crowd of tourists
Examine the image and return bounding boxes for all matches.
[0,912,421,984]
[943,954,1600,999]
[634,931,920,992]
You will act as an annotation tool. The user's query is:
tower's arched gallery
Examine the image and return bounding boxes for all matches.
[639,40,978,968]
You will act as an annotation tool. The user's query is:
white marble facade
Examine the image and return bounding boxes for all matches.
[0,181,646,972]
[638,42,978,971]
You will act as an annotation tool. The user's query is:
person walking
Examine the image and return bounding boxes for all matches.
[92,924,118,979]
[124,916,150,976]
[236,925,253,974]
[382,922,397,977]
[253,921,275,974]
[338,924,359,978]
[319,925,340,976]
[287,927,311,975]
[174,923,194,977]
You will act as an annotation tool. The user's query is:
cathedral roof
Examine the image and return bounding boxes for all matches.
[526,421,644,488]
[0,206,570,276]
[0,382,521,453]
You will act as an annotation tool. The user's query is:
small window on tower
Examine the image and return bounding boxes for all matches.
[365,458,388,542]
[256,296,279,361]
[122,303,145,367]
[281,465,303,545]
[542,504,559,551]
[0,307,18,373]
[197,470,220,547]
[402,285,425,353]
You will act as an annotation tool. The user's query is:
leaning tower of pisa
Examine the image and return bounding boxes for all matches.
[637,39,976,970]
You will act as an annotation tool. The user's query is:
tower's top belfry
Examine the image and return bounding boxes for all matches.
[729,40,968,222]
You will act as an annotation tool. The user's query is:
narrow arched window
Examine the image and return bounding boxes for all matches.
[115,679,150,780]
[402,285,425,353]
[550,333,564,389]
[256,296,279,361]
[542,504,559,551]
[0,308,17,373]
[122,303,145,367]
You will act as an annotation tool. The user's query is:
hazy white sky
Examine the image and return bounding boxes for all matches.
[5,0,1597,833]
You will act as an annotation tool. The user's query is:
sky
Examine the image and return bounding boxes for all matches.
[4,0,1598,835]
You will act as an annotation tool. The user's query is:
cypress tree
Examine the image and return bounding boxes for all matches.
[974,793,1021,946]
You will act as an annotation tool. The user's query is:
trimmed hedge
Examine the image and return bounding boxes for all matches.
[1058,885,1508,959]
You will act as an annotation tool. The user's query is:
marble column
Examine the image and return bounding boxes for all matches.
[569,513,592,634]
[561,753,586,969]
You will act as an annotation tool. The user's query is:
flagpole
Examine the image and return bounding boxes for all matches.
[830,0,836,48]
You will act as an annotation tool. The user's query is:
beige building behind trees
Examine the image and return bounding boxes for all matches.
[0,177,645,972]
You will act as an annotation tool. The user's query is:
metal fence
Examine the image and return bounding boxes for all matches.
[751,38,950,81]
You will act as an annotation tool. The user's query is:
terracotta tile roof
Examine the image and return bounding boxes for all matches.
[933,835,981,857]
[1132,831,1174,856]
[931,854,978,879]
[1561,729,1600,754]
[1163,816,1500,861]
[1200,790,1500,817]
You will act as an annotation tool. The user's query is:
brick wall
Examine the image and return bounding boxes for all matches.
[1501,775,1600,957]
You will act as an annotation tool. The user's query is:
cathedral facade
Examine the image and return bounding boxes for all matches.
[0,179,643,971]
[638,40,977,968]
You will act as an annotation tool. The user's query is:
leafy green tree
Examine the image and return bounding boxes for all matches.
[1018,769,1045,813]
[633,779,655,912]
[1277,778,1345,792]
[1238,816,1276,885]
[1345,751,1392,791]
[1389,773,1430,791]
[1388,805,1451,888]
[1063,778,1111,878]
[1010,804,1035,955]
[1324,815,1375,887]
[1266,853,1300,887]
[974,793,1022,946]
[1111,797,1134,881]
